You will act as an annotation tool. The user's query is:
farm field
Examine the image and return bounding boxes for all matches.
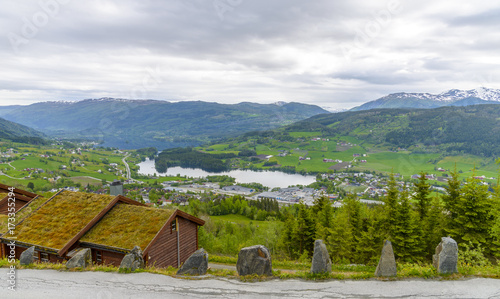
[200,132,499,182]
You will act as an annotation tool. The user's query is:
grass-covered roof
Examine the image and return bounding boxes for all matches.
[0,196,47,235]
[0,215,7,230]
[0,193,8,200]
[14,196,47,222]
[6,191,114,250]
[80,204,175,251]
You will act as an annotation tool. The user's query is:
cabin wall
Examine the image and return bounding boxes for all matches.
[147,220,178,268]
[147,217,199,268]
[178,217,198,263]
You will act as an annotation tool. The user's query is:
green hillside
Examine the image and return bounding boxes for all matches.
[2,99,328,149]
[0,117,46,144]
[157,105,500,180]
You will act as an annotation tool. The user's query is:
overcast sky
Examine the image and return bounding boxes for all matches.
[1,0,500,109]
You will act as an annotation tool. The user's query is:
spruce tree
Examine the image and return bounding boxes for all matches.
[295,202,315,257]
[454,175,493,250]
[278,214,299,259]
[442,166,461,236]
[392,184,421,262]
[384,173,399,240]
[414,172,431,220]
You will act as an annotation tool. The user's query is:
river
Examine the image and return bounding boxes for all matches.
[136,158,316,188]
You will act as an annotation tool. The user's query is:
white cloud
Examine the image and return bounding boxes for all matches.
[0,0,500,109]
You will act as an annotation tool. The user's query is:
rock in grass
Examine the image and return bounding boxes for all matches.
[20,246,36,265]
[236,245,272,276]
[119,246,145,272]
[311,240,332,274]
[375,240,397,277]
[177,248,209,275]
[66,248,91,269]
[433,237,458,274]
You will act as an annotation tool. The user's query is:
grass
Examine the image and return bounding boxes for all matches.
[69,176,102,187]
[80,204,175,250]
[210,214,279,230]
[1,257,499,281]
[7,191,115,250]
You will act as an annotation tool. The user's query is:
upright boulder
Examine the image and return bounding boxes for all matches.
[177,248,209,275]
[311,240,332,274]
[66,248,91,269]
[20,246,35,266]
[119,246,145,272]
[375,240,397,277]
[236,245,272,276]
[433,237,458,274]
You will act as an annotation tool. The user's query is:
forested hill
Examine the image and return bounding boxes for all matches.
[0,99,328,149]
[0,117,46,144]
[284,104,500,157]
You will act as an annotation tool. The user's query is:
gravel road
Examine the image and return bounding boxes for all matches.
[2,269,500,299]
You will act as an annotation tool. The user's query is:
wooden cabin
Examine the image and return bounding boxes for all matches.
[0,183,39,214]
[0,190,204,268]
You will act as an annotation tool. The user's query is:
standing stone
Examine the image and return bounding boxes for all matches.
[66,248,91,269]
[177,248,209,275]
[236,245,272,276]
[311,240,332,274]
[375,240,397,277]
[20,246,35,266]
[433,237,458,274]
[119,246,145,272]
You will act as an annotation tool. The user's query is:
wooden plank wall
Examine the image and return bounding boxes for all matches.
[148,219,178,268]
[178,217,198,264]
[101,250,124,266]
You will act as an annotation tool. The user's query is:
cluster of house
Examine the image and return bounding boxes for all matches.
[254,187,316,205]
[0,148,17,160]
[0,183,204,268]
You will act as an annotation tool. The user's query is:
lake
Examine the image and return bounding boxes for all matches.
[136,158,316,188]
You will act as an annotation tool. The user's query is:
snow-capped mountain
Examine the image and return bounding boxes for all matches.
[351,87,500,111]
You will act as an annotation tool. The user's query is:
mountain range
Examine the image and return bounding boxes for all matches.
[286,104,500,157]
[351,87,500,111]
[0,98,328,149]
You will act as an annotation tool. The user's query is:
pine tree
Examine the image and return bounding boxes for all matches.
[342,194,363,258]
[414,172,431,220]
[454,175,494,250]
[392,184,421,262]
[278,214,299,259]
[327,211,353,263]
[355,215,383,265]
[383,173,399,240]
[423,197,445,260]
[295,202,315,257]
[442,166,461,236]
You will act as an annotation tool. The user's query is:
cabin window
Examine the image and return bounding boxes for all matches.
[33,250,39,262]
[171,220,176,232]
[96,250,103,264]
[40,252,49,263]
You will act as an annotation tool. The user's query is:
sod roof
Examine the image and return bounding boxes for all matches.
[6,191,115,250]
[0,196,48,235]
[0,215,7,230]
[80,203,175,251]
[14,196,47,223]
[0,193,8,200]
